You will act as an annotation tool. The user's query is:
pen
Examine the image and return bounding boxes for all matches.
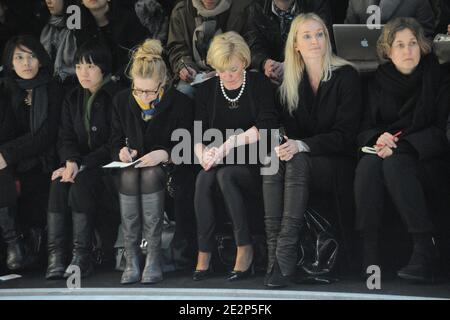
[181,59,193,78]
[125,138,133,162]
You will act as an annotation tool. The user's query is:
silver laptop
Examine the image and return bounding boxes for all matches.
[333,24,384,72]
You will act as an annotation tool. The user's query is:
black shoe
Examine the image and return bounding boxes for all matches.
[192,265,213,281]
[64,254,93,278]
[265,260,289,288]
[46,252,66,280]
[227,262,255,282]
[6,238,26,270]
[397,238,438,283]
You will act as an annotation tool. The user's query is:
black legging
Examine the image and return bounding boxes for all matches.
[0,166,50,229]
[48,168,106,215]
[118,166,167,196]
[354,153,433,233]
[194,165,261,252]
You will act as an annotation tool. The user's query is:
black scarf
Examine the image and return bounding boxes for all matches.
[374,54,442,134]
[14,71,51,136]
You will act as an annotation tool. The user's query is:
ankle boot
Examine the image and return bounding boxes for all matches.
[46,211,67,279]
[141,190,164,284]
[397,233,438,283]
[0,207,26,270]
[64,211,93,278]
[119,194,142,284]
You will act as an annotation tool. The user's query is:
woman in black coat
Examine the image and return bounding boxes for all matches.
[355,18,450,282]
[0,35,63,271]
[193,32,278,282]
[111,39,193,285]
[45,40,119,280]
[263,13,362,288]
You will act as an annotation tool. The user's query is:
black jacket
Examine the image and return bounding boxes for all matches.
[345,0,436,38]
[58,80,120,169]
[0,78,63,172]
[246,0,332,72]
[110,87,194,161]
[75,3,149,77]
[167,0,254,74]
[358,59,450,161]
[279,65,362,157]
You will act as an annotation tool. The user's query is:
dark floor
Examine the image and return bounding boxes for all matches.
[1,265,449,299]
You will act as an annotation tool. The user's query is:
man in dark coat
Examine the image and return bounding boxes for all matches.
[345,0,436,38]
[246,0,331,83]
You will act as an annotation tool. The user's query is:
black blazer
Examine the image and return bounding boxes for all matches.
[0,78,63,172]
[279,65,362,157]
[110,87,194,161]
[58,80,120,169]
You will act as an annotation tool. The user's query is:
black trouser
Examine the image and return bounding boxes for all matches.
[0,166,50,230]
[48,168,105,217]
[194,165,262,252]
[354,153,433,233]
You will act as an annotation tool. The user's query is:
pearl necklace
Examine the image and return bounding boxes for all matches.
[220,71,246,109]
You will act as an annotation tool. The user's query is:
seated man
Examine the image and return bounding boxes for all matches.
[246,0,331,85]
[167,0,253,98]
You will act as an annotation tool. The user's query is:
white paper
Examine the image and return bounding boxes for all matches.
[102,159,141,169]
[0,274,22,281]
[190,72,216,86]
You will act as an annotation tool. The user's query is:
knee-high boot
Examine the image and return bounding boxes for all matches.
[64,211,93,278]
[0,207,25,270]
[141,190,165,284]
[46,211,67,279]
[119,194,142,284]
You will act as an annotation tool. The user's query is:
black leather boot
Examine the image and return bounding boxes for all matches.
[397,234,438,283]
[46,212,67,279]
[264,216,281,286]
[119,194,142,284]
[265,259,290,288]
[64,212,93,278]
[141,190,164,284]
[0,207,26,270]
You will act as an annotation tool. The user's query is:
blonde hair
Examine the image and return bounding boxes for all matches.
[280,13,352,114]
[207,31,251,72]
[129,39,168,85]
[377,17,431,62]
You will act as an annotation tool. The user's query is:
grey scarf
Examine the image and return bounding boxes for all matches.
[191,0,232,69]
[40,15,77,81]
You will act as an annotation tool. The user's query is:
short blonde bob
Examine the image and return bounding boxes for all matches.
[207,31,251,72]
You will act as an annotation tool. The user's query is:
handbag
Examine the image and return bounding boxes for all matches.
[296,208,339,284]
[433,34,450,65]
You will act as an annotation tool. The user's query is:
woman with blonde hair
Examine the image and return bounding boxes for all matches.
[193,31,277,281]
[111,39,193,284]
[263,13,362,287]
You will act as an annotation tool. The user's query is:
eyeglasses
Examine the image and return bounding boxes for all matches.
[132,83,161,97]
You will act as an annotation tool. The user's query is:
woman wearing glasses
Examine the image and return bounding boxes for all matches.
[110,38,194,285]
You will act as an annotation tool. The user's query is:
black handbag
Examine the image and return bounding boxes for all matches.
[296,208,339,284]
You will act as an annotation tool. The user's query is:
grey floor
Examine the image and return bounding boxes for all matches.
[1,267,449,300]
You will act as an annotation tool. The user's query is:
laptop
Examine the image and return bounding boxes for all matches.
[333,24,384,72]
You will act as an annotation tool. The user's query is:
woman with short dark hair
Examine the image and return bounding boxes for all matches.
[45,40,118,280]
[355,17,450,282]
[0,35,63,271]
